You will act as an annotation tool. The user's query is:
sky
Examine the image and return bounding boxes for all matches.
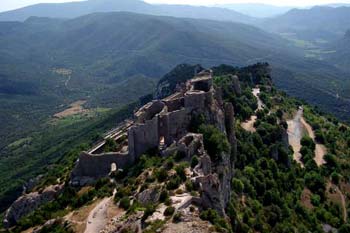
[1,0,350,12]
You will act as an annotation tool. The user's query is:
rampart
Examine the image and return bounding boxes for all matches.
[71,70,215,186]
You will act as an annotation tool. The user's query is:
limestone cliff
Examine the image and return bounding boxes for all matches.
[3,184,63,228]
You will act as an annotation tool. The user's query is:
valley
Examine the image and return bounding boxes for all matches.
[3,63,350,233]
[0,1,350,232]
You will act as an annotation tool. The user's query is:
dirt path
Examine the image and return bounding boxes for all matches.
[65,75,72,90]
[241,88,262,132]
[339,188,347,222]
[287,108,327,166]
[301,118,327,166]
[84,197,111,233]
[241,116,257,132]
[287,108,304,166]
[252,88,264,111]
[327,182,347,222]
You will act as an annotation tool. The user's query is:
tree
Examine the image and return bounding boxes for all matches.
[301,136,315,151]
[232,178,244,194]
[339,224,350,233]
[104,138,118,152]
[199,125,230,161]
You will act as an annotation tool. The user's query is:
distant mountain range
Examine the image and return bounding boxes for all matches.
[0,0,254,24]
[324,30,350,73]
[213,3,294,18]
[261,6,350,41]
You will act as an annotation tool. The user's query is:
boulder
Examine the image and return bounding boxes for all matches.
[137,187,160,205]
[3,184,64,228]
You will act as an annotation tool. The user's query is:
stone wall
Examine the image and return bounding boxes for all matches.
[71,151,132,186]
[128,116,160,160]
[71,69,218,185]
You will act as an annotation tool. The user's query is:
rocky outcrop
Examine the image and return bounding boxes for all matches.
[70,69,237,219]
[155,64,204,99]
[231,75,242,95]
[3,184,64,228]
[195,174,225,215]
[137,187,160,205]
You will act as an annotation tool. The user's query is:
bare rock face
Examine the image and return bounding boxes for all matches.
[137,187,160,205]
[3,184,64,228]
[231,75,242,96]
[196,154,212,176]
[101,211,143,233]
[195,174,225,215]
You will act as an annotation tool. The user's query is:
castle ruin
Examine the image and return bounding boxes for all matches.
[71,70,230,186]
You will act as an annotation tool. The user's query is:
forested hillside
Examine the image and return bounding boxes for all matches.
[0,11,295,151]
[261,6,350,42]
[3,63,350,233]
[0,0,253,23]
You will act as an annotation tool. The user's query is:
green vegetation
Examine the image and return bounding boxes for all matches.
[212,64,350,232]
[199,125,230,161]
[2,62,350,232]
[0,102,138,212]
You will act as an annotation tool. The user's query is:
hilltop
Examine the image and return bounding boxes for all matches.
[2,63,350,233]
[0,0,253,23]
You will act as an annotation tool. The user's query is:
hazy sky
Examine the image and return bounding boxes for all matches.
[1,0,350,12]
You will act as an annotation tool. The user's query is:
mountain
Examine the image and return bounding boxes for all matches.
[0,12,295,210]
[324,30,350,72]
[213,3,294,18]
[0,0,254,24]
[1,11,350,214]
[3,63,350,232]
[262,6,350,42]
[1,11,349,154]
[0,12,293,148]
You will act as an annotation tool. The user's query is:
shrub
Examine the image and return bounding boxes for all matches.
[165,158,174,169]
[191,156,199,168]
[311,194,321,206]
[142,204,156,221]
[185,180,194,192]
[301,136,315,151]
[104,138,118,152]
[232,178,244,194]
[173,212,182,223]
[159,190,169,203]
[199,125,230,161]
[175,164,187,181]
[155,168,168,182]
[119,197,130,210]
[200,209,231,231]
[331,172,341,185]
[166,176,181,190]
[164,206,175,216]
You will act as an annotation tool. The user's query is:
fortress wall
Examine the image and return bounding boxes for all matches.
[163,96,184,112]
[135,100,165,123]
[163,108,190,145]
[184,91,207,109]
[71,151,132,185]
[128,116,159,159]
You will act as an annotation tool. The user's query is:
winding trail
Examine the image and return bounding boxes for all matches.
[84,197,111,233]
[241,87,263,132]
[327,182,347,222]
[287,108,327,166]
[339,188,347,222]
[252,88,264,111]
[301,118,326,166]
[287,108,304,166]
